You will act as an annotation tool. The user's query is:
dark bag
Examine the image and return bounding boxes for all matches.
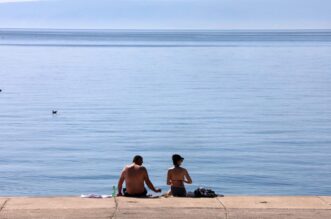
[194,187,217,198]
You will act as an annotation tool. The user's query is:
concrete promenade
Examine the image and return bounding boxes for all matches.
[0,196,330,219]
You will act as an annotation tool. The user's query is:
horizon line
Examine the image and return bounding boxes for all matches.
[1,27,331,32]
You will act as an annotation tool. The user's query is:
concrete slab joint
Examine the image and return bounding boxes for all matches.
[216,197,228,219]
[0,196,330,219]
[111,196,119,219]
[0,198,9,213]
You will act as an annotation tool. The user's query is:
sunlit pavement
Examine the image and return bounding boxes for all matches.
[0,196,330,219]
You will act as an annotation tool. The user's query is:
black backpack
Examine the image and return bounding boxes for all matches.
[194,187,217,198]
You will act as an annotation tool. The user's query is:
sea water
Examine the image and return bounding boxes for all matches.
[0,29,331,196]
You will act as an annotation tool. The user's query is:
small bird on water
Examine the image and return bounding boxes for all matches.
[52,110,58,115]
[0,89,2,92]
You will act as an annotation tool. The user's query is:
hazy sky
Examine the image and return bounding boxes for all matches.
[0,0,330,29]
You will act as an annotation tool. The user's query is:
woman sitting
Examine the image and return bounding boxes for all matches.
[167,154,192,197]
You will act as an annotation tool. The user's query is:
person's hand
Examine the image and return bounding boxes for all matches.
[154,188,162,193]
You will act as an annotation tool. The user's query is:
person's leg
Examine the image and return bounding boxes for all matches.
[171,186,187,197]
[134,188,147,197]
[181,188,187,197]
[123,188,130,197]
[167,189,172,196]
[141,188,147,197]
[124,188,147,197]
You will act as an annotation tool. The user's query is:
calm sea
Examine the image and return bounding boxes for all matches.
[0,29,331,196]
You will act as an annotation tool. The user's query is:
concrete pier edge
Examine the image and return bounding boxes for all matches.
[0,196,330,219]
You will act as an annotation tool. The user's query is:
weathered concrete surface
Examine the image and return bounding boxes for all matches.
[0,209,114,219]
[217,196,331,209]
[225,209,331,219]
[115,197,225,219]
[4,197,114,209]
[117,196,221,208]
[0,196,330,219]
[115,207,225,219]
[319,196,331,206]
[115,196,331,219]
[217,196,331,219]
[0,197,115,219]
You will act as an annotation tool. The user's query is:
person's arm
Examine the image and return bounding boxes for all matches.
[143,167,162,193]
[117,168,126,196]
[166,170,171,185]
[184,169,192,184]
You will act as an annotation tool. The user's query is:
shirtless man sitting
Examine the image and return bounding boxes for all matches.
[167,154,192,197]
[117,155,161,197]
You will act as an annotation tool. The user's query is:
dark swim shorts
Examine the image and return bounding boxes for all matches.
[171,186,187,197]
[123,188,147,198]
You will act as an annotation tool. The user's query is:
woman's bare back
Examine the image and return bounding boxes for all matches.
[167,167,191,187]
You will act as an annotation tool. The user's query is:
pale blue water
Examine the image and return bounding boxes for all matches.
[0,29,331,196]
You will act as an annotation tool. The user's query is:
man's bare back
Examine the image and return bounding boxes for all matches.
[117,155,161,197]
[122,164,147,194]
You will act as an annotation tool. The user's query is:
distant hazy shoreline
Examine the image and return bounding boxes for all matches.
[1,28,331,47]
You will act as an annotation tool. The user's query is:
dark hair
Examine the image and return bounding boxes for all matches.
[172,154,184,167]
[133,155,143,164]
